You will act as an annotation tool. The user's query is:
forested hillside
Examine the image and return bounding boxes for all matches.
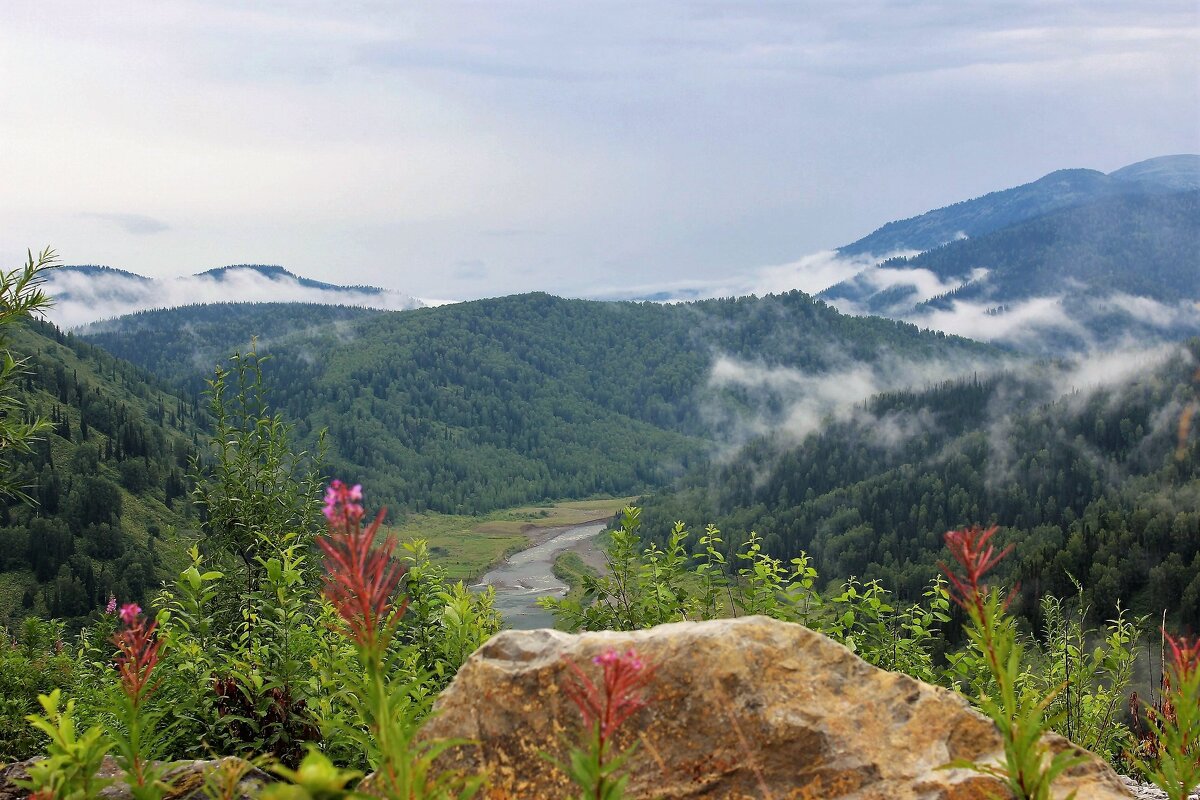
[80,291,994,515]
[638,341,1200,627]
[82,303,385,389]
[0,320,204,623]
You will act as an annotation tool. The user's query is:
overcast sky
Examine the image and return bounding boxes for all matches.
[1,1,1196,301]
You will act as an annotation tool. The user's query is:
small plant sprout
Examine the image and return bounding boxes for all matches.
[940,526,1085,800]
[1141,631,1200,800]
[554,647,656,800]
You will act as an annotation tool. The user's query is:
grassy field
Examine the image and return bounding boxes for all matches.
[385,497,636,582]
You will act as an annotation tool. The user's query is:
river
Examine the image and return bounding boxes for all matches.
[473,520,607,630]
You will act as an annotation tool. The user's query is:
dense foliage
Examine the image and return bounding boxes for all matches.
[1,353,501,770]
[638,340,1200,627]
[80,291,991,515]
[541,506,1163,779]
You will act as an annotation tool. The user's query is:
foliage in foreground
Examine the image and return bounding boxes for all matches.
[549,647,654,800]
[939,526,1086,800]
[14,480,492,800]
[0,248,57,501]
[540,506,1198,790]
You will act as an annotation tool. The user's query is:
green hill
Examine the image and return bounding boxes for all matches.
[80,292,996,515]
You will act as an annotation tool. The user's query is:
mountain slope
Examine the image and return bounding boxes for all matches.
[821,190,1200,348]
[80,292,998,515]
[638,341,1200,626]
[837,154,1200,257]
[0,320,206,623]
[82,303,387,386]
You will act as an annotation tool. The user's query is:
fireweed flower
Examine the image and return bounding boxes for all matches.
[318,481,406,657]
[119,602,141,626]
[105,595,117,614]
[1142,630,1200,800]
[562,647,655,744]
[112,605,163,707]
[939,525,1013,618]
[323,479,365,527]
[1166,631,1200,687]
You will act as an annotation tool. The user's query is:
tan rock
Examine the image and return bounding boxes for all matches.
[418,616,1133,799]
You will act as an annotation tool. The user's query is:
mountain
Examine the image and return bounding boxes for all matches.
[44,264,424,328]
[821,189,1200,349]
[194,264,391,295]
[0,319,206,624]
[1108,154,1200,191]
[636,340,1200,627]
[837,155,1200,257]
[78,292,998,515]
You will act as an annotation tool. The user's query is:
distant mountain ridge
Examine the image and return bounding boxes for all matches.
[837,155,1200,257]
[818,156,1200,350]
[44,263,424,328]
[193,264,390,294]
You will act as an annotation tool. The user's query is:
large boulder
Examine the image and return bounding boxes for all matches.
[419,616,1133,799]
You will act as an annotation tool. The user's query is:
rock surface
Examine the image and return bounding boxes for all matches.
[1119,775,1200,800]
[419,616,1134,799]
[0,757,268,800]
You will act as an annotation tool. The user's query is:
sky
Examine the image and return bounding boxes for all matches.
[1,1,1197,303]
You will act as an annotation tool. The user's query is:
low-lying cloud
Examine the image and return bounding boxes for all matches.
[705,341,1194,501]
[586,249,895,302]
[905,296,1084,343]
[45,267,423,329]
[703,347,1008,453]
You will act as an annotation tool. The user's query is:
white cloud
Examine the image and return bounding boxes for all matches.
[704,347,1005,450]
[586,249,906,302]
[1092,293,1200,330]
[742,251,896,297]
[46,268,422,329]
[1052,344,1178,403]
[904,296,1086,343]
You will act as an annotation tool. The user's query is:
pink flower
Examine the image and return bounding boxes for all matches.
[563,648,655,744]
[1166,630,1200,686]
[939,525,1013,616]
[323,479,365,526]
[113,606,162,706]
[318,481,406,656]
[118,603,142,626]
[105,596,117,614]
